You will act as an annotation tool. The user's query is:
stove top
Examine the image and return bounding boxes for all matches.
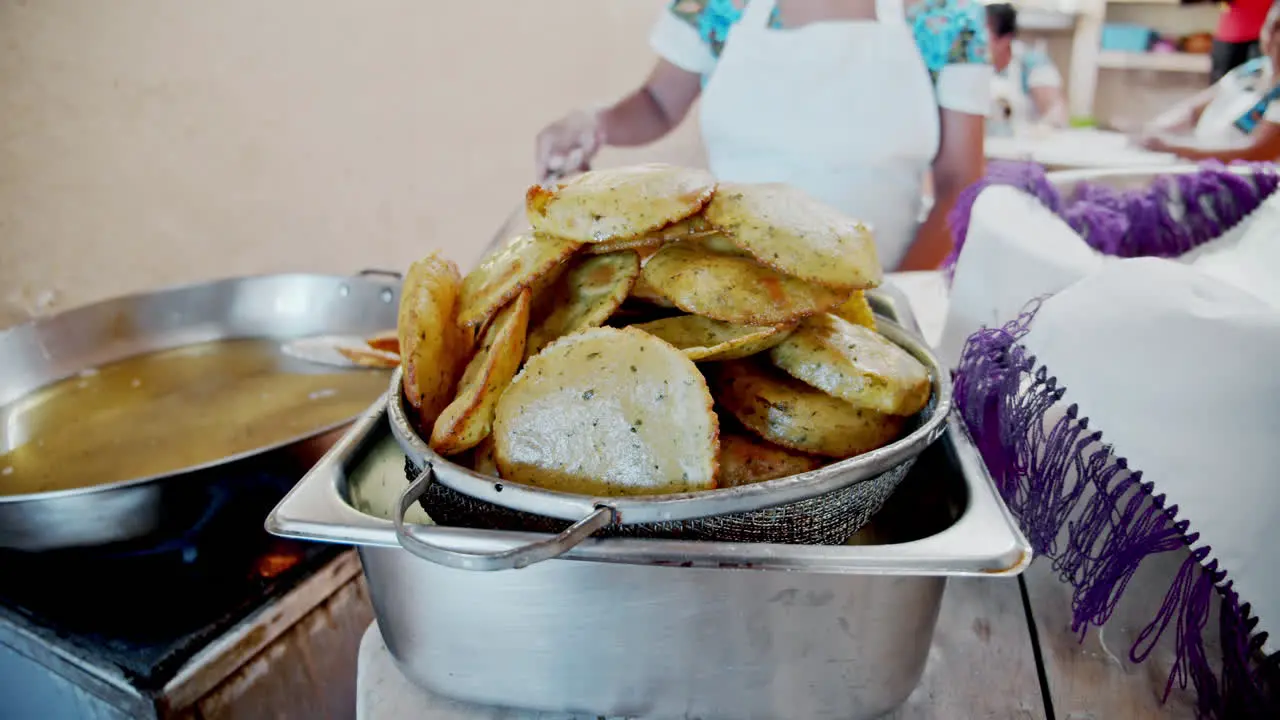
[0,454,342,693]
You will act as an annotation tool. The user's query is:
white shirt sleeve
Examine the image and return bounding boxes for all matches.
[909,0,994,116]
[1026,62,1063,89]
[649,9,717,76]
[937,64,994,116]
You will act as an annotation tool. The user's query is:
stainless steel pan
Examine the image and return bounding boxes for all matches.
[0,270,400,551]
[265,283,1031,719]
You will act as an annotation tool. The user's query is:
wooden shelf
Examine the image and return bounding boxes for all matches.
[1066,0,1221,121]
[1096,50,1211,73]
[1018,9,1078,31]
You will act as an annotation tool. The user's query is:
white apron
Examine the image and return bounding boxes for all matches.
[699,0,940,269]
[987,70,1030,138]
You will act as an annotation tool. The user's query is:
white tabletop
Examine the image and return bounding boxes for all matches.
[985,128,1178,170]
[355,272,953,720]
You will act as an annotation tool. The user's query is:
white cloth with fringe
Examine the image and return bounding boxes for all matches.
[941,184,1280,655]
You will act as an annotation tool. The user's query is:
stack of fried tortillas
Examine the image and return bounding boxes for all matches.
[398,164,931,497]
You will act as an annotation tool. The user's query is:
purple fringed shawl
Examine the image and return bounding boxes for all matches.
[948,163,1280,718]
[945,160,1280,274]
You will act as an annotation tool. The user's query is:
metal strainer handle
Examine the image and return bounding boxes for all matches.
[393,466,615,571]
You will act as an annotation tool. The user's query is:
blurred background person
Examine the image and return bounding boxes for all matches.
[986,2,1067,136]
[1139,0,1280,162]
[534,0,992,272]
[1213,0,1272,82]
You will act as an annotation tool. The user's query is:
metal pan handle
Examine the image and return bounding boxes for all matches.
[393,465,615,571]
[355,269,403,282]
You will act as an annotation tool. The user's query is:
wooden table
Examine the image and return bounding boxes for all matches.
[354,273,1203,719]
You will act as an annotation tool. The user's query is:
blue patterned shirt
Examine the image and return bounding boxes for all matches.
[654,0,992,114]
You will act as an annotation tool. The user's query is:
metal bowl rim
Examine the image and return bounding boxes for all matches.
[388,317,953,525]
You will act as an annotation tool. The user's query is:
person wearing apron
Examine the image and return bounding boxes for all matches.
[985,2,1066,137]
[534,0,991,271]
[1138,2,1280,162]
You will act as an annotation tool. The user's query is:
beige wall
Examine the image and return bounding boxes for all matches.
[0,0,704,325]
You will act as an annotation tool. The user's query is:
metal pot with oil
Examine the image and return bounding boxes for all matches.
[0,271,400,551]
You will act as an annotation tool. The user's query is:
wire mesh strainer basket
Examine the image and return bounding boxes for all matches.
[388,315,951,571]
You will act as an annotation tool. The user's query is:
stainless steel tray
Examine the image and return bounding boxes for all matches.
[268,400,1027,575]
[265,284,1030,719]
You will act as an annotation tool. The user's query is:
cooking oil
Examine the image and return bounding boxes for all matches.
[0,338,389,496]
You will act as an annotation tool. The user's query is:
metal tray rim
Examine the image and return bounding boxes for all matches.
[266,396,1030,576]
[266,280,1031,576]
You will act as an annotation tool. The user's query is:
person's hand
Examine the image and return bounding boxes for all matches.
[535,110,604,183]
[1126,126,1163,150]
[1135,132,1171,153]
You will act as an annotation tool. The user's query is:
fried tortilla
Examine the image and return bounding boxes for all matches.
[524,250,641,359]
[457,233,581,330]
[430,290,531,455]
[707,359,904,458]
[769,313,931,416]
[526,164,717,243]
[705,182,882,290]
[631,315,794,362]
[493,326,719,496]
[398,253,471,425]
[717,430,824,487]
[640,240,844,325]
